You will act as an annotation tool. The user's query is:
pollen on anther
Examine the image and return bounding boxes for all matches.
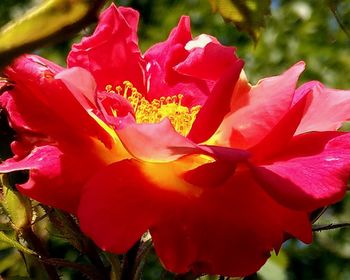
[105,81,201,136]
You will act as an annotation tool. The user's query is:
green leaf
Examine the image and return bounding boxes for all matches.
[1,175,32,230]
[0,0,107,68]
[0,231,37,256]
[208,0,271,42]
[258,251,288,280]
[0,250,23,274]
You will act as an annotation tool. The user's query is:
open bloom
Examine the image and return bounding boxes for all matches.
[1,4,350,277]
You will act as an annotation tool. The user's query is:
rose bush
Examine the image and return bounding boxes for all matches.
[1,3,350,277]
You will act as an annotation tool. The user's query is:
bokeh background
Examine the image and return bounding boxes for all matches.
[1,0,350,279]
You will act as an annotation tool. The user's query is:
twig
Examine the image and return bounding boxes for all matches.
[328,2,350,41]
[311,206,328,224]
[312,223,350,232]
[21,227,60,280]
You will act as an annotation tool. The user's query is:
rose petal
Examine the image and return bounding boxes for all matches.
[67,4,145,93]
[251,133,350,211]
[0,144,106,213]
[116,118,199,162]
[3,55,113,148]
[187,61,243,143]
[55,67,97,109]
[151,171,311,277]
[78,159,199,253]
[219,62,305,149]
[295,81,350,134]
[78,157,311,277]
[175,36,240,81]
[144,16,210,107]
[249,93,308,162]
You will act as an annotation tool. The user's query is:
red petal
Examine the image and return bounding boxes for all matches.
[151,171,311,277]
[175,35,240,81]
[295,81,350,134]
[116,118,199,162]
[187,61,244,143]
[78,157,311,277]
[182,160,236,188]
[144,16,210,107]
[55,67,97,109]
[78,159,196,253]
[220,62,305,149]
[0,145,105,213]
[249,94,308,162]
[251,133,350,211]
[116,117,250,162]
[67,4,145,93]
[2,55,113,148]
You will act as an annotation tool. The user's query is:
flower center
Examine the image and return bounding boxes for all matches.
[105,81,201,136]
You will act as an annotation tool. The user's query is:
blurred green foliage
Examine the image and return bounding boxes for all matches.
[0,0,350,279]
[208,0,271,42]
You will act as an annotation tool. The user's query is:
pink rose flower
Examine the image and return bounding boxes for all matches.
[1,4,350,277]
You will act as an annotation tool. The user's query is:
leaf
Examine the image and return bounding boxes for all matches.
[0,231,37,256]
[208,0,271,42]
[1,175,32,230]
[0,0,107,69]
[258,251,288,280]
[0,250,23,274]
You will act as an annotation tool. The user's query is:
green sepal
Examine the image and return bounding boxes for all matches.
[46,208,85,252]
[0,231,37,256]
[1,175,32,230]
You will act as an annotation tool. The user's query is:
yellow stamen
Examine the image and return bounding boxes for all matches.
[105,81,201,136]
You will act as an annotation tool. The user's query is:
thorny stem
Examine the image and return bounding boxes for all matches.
[21,227,60,280]
[312,222,350,232]
[45,207,108,279]
[311,206,328,224]
[328,2,350,41]
[121,241,140,280]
